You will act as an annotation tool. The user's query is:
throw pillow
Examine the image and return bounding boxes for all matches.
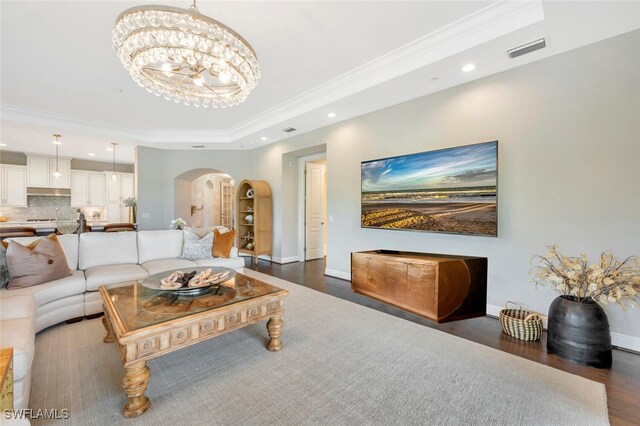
[0,244,9,289]
[185,226,230,238]
[181,230,214,261]
[212,229,236,258]
[5,234,73,290]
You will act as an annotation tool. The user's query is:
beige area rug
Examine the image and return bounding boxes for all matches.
[30,269,608,426]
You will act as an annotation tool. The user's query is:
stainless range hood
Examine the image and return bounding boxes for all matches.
[26,187,71,196]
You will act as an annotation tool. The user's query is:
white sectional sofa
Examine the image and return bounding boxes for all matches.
[0,230,244,410]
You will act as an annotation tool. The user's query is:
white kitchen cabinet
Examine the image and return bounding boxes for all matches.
[71,170,106,207]
[0,165,27,206]
[70,171,89,207]
[105,172,135,223]
[27,156,50,187]
[89,173,106,206]
[27,155,70,188]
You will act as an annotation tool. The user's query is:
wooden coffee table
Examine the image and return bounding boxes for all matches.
[99,272,288,418]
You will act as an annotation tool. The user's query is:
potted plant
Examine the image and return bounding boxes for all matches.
[530,245,639,368]
[170,218,186,230]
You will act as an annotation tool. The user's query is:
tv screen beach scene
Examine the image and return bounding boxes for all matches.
[361,141,497,236]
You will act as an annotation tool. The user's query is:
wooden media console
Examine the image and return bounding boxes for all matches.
[351,250,487,323]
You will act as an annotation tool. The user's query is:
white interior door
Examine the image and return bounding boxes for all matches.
[305,162,326,260]
[221,182,234,229]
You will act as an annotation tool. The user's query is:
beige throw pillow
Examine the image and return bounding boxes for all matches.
[5,234,72,289]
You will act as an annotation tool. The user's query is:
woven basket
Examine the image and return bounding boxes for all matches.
[499,301,543,341]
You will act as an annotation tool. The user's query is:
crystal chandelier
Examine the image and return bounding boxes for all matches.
[113,0,260,108]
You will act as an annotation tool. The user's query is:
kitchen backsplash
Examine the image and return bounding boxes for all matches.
[28,195,71,208]
[0,206,106,222]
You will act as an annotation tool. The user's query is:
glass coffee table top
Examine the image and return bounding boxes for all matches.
[103,273,283,333]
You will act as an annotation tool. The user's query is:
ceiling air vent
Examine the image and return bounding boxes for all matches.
[282,127,297,133]
[507,38,546,59]
[191,145,205,148]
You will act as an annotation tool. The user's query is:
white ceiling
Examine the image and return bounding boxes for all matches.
[1,1,640,162]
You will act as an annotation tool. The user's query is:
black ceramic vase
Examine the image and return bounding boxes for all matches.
[547,295,612,368]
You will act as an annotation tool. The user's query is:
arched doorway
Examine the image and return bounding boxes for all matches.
[174,168,235,228]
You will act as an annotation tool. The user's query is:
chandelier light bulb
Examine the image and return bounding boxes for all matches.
[161,63,174,77]
[112,1,260,108]
[218,69,231,85]
[193,75,205,87]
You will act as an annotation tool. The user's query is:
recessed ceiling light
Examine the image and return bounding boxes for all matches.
[260,136,267,141]
[327,112,336,118]
[88,153,95,156]
[431,77,439,82]
[0,143,7,147]
[106,147,113,151]
[462,63,476,72]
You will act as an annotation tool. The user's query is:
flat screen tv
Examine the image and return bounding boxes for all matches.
[361,141,498,237]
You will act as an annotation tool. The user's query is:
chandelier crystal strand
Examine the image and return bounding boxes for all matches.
[113,1,260,108]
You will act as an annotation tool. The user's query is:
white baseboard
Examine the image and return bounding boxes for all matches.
[487,304,640,352]
[324,268,351,281]
[610,332,640,353]
[271,256,299,264]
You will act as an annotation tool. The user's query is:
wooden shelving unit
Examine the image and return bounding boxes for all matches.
[236,180,272,264]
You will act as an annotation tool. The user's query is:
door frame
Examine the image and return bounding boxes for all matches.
[297,152,327,262]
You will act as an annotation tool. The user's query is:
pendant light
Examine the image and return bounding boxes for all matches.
[52,134,62,179]
[111,142,118,180]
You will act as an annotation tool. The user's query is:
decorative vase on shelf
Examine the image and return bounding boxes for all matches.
[547,295,612,368]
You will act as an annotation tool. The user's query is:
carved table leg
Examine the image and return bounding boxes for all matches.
[122,361,151,418]
[102,315,114,343]
[266,315,284,352]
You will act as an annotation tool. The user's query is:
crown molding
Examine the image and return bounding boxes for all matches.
[226,0,544,140]
[0,1,543,147]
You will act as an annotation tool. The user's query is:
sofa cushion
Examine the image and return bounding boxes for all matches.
[0,244,8,288]
[5,235,73,289]
[5,234,79,270]
[0,270,86,308]
[137,230,184,264]
[0,317,35,381]
[79,232,138,270]
[0,295,36,320]
[180,230,214,261]
[141,259,198,276]
[195,257,245,269]
[85,264,148,291]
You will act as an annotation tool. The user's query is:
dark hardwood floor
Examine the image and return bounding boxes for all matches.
[244,257,640,425]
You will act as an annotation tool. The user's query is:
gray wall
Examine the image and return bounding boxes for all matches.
[136,30,640,343]
[135,146,254,230]
[0,151,27,165]
[70,159,133,173]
